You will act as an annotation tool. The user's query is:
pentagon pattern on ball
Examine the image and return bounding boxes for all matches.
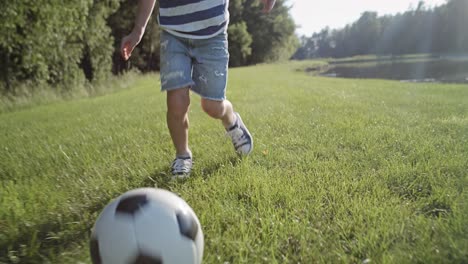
[116,194,149,216]
[89,237,102,264]
[176,211,199,241]
[133,253,163,264]
[90,188,204,264]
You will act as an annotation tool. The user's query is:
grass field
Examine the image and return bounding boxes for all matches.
[1,62,467,263]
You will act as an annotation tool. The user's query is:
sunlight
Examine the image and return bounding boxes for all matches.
[290,0,447,36]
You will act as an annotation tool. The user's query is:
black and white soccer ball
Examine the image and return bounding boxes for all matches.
[90,188,203,264]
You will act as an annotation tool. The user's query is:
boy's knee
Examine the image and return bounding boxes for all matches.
[168,104,189,119]
[201,99,224,119]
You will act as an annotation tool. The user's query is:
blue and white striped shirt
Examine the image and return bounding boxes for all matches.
[158,0,229,39]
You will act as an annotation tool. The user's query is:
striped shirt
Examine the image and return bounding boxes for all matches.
[158,0,229,39]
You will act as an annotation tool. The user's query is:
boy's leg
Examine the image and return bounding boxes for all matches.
[167,87,193,177]
[167,87,191,157]
[159,30,195,175]
[190,32,253,155]
[201,98,253,155]
[200,98,236,129]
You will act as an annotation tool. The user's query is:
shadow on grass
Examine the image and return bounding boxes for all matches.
[1,166,170,264]
[193,155,242,180]
[0,198,107,263]
[1,157,243,263]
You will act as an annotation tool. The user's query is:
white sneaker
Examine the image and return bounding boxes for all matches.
[171,157,192,179]
[226,112,253,155]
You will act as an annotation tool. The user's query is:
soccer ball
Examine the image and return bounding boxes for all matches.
[90,188,204,264]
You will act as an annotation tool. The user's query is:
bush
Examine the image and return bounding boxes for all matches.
[0,0,120,93]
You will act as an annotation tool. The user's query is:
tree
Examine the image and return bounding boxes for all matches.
[228,22,253,66]
[293,0,468,59]
[0,0,299,93]
[229,0,298,64]
[0,0,120,92]
[292,36,317,60]
[442,0,468,52]
[108,0,161,74]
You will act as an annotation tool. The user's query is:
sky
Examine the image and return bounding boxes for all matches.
[289,0,448,36]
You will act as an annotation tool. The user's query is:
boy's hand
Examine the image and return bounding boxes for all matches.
[261,0,276,13]
[120,31,143,61]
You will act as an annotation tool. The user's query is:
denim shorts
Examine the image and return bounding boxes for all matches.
[159,30,229,101]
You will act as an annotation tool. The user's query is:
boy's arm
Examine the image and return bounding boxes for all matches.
[121,0,157,61]
[260,0,276,13]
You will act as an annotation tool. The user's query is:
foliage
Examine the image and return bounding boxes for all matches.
[0,0,121,93]
[0,0,298,94]
[234,0,299,64]
[228,22,253,67]
[108,0,161,74]
[0,0,90,91]
[82,0,121,82]
[293,0,468,59]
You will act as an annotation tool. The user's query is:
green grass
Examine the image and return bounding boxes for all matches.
[0,71,140,114]
[1,61,467,263]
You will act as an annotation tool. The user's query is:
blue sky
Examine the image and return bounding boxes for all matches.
[289,0,447,36]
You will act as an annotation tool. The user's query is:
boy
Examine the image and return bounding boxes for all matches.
[121,0,276,177]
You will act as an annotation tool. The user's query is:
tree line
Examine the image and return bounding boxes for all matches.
[0,0,297,93]
[293,0,468,59]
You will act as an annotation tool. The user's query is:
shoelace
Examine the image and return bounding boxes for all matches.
[172,158,191,173]
[227,127,248,149]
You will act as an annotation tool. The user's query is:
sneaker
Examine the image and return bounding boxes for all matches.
[226,112,253,155]
[171,156,193,179]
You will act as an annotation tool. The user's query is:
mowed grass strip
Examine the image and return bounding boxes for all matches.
[1,62,467,263]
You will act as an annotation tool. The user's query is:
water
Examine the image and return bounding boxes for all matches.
[321,56,468,84]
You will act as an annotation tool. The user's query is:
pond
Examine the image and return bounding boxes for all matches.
[320,56,468,84]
